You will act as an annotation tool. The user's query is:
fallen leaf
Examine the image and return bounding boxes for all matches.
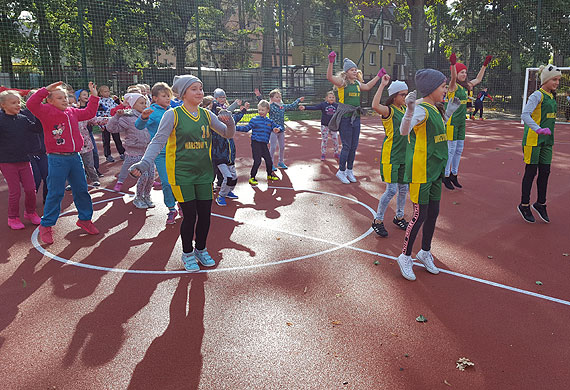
[286,322,293,326]
[404,353,409,357]
[563,253,569,257]
[536,281,543,285]
[22,279,27,288]
[390,332,398,337]
[444,379,452,386]
[487,255,493,259]
[331,320,342,326]
[335,293,343,298]
[456,357,475,371]
[342,381,349,385]
[374,260,380,265]
[452,201,459,205]
[276,237,281,240]
[303,286,308,294]
[416,315,428,323]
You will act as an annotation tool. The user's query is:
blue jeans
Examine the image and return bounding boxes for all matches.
[89,130,99,171]
[154,152,176,209]
[42,153,93,227]
[376,183,408,220]
[338,116,361,171]
[445,140,464,176]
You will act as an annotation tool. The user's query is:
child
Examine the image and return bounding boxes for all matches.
[443,53,492,190]
[96,86,125,162]
[236,100,283,185]
[326,52,381,184]
[518,64,561,224]
[0,90,43,229]
[472,87,493,120]
[26,81,101,244]
[135,82,180,224]
[107,93,154,209]
[370,75,409,237]
[255,88,304,170]
[78,111,107,188]
[301,91,339,160]
[396,69,461,281]
[23,90,49,203]
[130,75,236,271]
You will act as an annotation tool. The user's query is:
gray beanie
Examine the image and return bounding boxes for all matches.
[343,58,357,73]
[172,75,202,98]
[213,88,226,98]
[415,69,446,97]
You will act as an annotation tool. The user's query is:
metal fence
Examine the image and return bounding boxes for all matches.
[1,0,569,118]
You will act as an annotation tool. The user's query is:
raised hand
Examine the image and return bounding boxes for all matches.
[88,81,98,97]
[483,55,493,67]
[141,108,154,119]
[46,81,64,92]
[328,51,337,63]
[377,67,387,79]
[254,88,261,97]
[380,74,391,87]
[405,90,417,109]
[449,53,457,65]
[299,97,305,102]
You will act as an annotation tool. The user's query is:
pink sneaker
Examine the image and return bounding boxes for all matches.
[8,218,25,230]
[76,220,100,235]
[39,225,54,244]
[153,181,162,190]
[113,182,123,192]
[24,212,41,225]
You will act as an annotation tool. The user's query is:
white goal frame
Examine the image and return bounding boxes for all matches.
[522,67,570,124]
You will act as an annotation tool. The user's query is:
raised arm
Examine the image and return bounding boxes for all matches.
[327,51,345,87]
[360,68,383,92]
[25,87,52,118]
[448,53,457,94]
[284,98,303,111]
[76,82,100,121]
[470,55,492,87]
[371,74,391,117]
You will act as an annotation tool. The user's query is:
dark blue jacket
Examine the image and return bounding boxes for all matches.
[236,115,283,143]
[212,109,247,165]
[304,101,338,126]
[21,108,46,155]
[0,110,43,163]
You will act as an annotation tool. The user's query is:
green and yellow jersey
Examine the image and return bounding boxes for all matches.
[446,84,468,140]
[523,88,556,147]
[380,105,407,183]
[337,81,361,117]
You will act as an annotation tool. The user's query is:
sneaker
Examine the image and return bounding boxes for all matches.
[65,184,72,191]
[267,173,279,181]
[143,195,155,208]
[153,181,162,190]
[442,176,454,190]
[166,209,178,225]
[76,219,99,235]
[8,217,25,230]
[416,249,440,274]
[372,220,388,237]
[450,173,462,189]
[92,181,101,187]
[182,252,200,271]
[39,225,54,244]
[277,162,288,169]
[113,182,123,192]
[396,254,416,281]
[133,197,148,209]
[517,204,535,223]
[226,191,239,199]
[24,212,41,225]
[249,177,258,186]
[479,117,484,121]
[321,154,326,161]
[177,203,183,218]
[334,152,340,159]
[345,169,357,183]
[96,170,104,177]
[216,195,227,206]
[106,155,115,163]
[195,248,216,267]
[272,165,278,172]
[531,202,550,223]
[393,217,408,230]
[336,170,350,184]
[120,154,125,161]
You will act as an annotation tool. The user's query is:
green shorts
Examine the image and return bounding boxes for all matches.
[171,182,213,202]
[409,177,442,205]
[523,144,552,165]
[380,163,405,184]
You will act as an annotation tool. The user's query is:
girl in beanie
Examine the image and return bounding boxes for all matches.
[130,75,236,272]
[326,52,382,184]
[518,64,561,223]
[371,74,409,237]
[443,53,492,190]
[396,69,461,281]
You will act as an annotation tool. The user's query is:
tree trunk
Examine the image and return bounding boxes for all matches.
[34,1,55,83]
[261,0,275,85]
[406,0,428,71]
[88,4,111,84]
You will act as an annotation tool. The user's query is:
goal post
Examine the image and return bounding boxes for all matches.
[522,67,570,124]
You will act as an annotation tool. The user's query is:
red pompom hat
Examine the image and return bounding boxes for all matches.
[450,62,467,73]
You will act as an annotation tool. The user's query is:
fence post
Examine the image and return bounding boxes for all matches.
[195,1,202,79]
[78,0,88,86]
[534,0,541,67]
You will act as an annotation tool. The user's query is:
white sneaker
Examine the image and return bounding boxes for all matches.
[416,250,440,274]
[345,169,357,183]
[336,170,350,184]
[133,196,148,209]
[397,254,416,281]
[143,195,155,208]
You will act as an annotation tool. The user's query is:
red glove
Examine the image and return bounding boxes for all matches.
[483,55,493,67]
[377,68,386,78]
[449,53,457,66]
[328,51,337,64]
[536,128,551,135]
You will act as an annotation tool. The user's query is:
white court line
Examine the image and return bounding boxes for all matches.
[31,187,570,307]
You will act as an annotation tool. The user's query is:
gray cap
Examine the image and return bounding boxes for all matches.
[213,88,226,98]
[415,69,446,97]
[343,58,357,73]
[172,75,202,98]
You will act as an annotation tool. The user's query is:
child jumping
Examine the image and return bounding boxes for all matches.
[371,75,410,237]
[236,100,283,185]
[0,90,43,229]
[130,75,236,271]
[301,91,339,160]
[107,93,154,209]
[518,64,561,224]
[27,81,101,244]
[472,87,493,120]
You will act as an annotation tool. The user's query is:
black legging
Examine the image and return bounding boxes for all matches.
[402,201,440,256]
[521,163,550,205]
[473,101,483,118]
[179,199,212,253]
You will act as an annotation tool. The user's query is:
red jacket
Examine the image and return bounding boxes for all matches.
[26,88,99,154]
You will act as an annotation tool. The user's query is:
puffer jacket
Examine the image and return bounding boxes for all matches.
[106,110,150,156]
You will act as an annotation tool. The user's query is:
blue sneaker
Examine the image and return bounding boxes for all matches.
[182,252,199,271]
[277,162,288,169]
[272,165,278,171]
[226,191,239,199]
[195,249,216,267]
[215,195,227,206]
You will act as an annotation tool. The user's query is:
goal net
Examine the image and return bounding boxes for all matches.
[522,67,570,124]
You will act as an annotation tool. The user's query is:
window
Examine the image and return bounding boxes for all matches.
[395,39,401,54]
[369,22,377,37]
[383,24,392,41]
[369,51,376,66]
[405,29,412,43]
[330,22,341,37]
[311,54,320,65]
[311,24,321,38]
